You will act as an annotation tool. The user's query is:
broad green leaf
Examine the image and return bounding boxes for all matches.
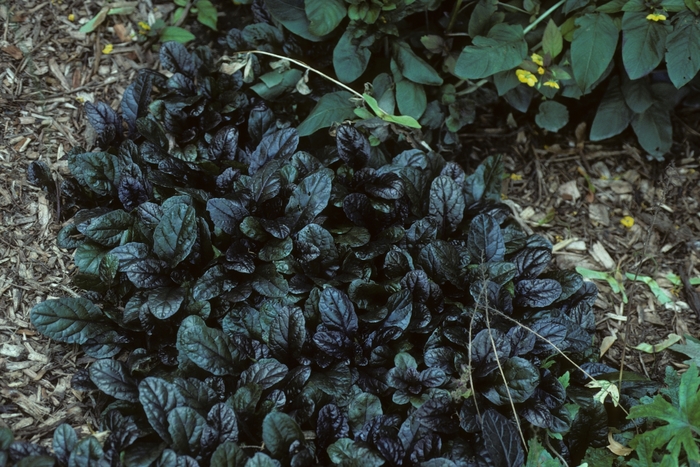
[542,19,563,59]
[665,12,700,88]
[392,41,443,86]
[333,29,372,83]
[395,79,427,119]
[305,0,346,36]
[30,297,106,344]
[468,0,499,38]
[177,315,238,375]
[251,69,303,100]
[630,104,672,159]
[265,0,324,41]
[297,91,356,136]
[211,442,248,467]
[159,26,195,43]
[285,168,334,227]
[69,437,104,467]
[139,377,184,444]
[571,13,618,93]
[89,359,139,402]
[84,210,133,247]
[590,76,632,140]
[455,24,527,79]
[153,204,197,267]
[252,263,289,298]
[147,287,187,319]
[262,412,304,458]
[621,77,653,113]
[628,364,700,462]
[429,176,465,237]
[195,0,217,30]
[622,12,671,80]
[535,100,569,132]
[671,335,700,366]
[168,407,206,456]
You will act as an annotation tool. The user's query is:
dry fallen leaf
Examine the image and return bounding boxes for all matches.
[590,241,616,270]
[607,432,633,456]
[600,334,617,357]
[2,45,23,60]
[557,180,581,202]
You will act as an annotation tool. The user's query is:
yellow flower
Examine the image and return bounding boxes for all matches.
[537,66,545,75]
[68,13,75,21]
[646,13,666,21]
[510,173,523,181]
[138,21,151,31]
[102,43,113,54]
[543,80,560,89]
[531,53,544,66]
[516,69,538,87]
[620,216,635,229]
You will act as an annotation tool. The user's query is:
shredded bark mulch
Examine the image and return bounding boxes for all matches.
[1,0,699,449]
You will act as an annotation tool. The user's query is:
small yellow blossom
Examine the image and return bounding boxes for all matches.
[537,66,545,75]
[510,173,523,181]
[531,53,544,66]
[138,21,151,32]
[501,193,508,200]
[516,69,538,87]
[102,43,113,54]
[543,80,560,89]
[646,13,666,21]
[620,216,634,229]
[68,13,75,21]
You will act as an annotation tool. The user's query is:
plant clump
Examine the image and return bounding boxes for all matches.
[17,41,683,467]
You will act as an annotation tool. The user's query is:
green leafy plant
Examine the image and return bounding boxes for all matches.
[627,364,700,465]
[221,0,699,159]
[18,40,629,466]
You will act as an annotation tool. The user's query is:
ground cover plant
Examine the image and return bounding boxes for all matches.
[217,0,700,159]
[5,40,658,466]
[5,0,699,464]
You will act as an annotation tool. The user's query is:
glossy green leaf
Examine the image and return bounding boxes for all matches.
[177,315,239,375]
[262,412,304,458]
[30,297,107,344]
[89,359,139,402]
[153,204,197,267]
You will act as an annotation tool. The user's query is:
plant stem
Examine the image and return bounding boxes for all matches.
[523,0,566,35]
[446,0,464,33]
[235,50,363,99]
